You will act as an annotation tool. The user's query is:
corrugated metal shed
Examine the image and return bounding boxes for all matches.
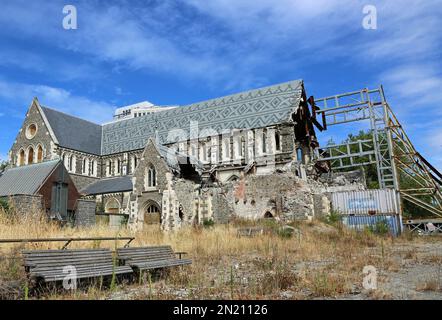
[331,189,399,215]
[81,176,133,195]
[0,160,60,197]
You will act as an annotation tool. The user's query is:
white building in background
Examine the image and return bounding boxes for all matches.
[113,101,177,121]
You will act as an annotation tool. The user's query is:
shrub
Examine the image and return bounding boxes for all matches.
[0,198,9,213]
[368,219,390,236]
[326,210,342,225]
[202,218,215,228]
[277,226,297,239]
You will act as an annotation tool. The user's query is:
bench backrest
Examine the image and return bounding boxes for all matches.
[22,249,114,269]
[117,246,174,262]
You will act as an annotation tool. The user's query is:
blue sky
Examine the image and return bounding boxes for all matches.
[0,0,441,167]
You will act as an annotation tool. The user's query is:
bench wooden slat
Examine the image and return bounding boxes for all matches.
[23,248,133,284]
[35,267,132,282]
[116,246,192,272]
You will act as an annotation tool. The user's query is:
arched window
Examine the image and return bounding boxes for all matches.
[143,201,161,224]
[18,149,25,166]
[82,158,89,175]
[105,198,120,214]
[27,146,34,164]
[262,130,267,154]
[224,139,229,160]
[275,131,281,151]
[68,155,75,172]
[37,145,44,163]
[107,160,113,176]
[116,159,121,175]
[90,160,95,176]
[230,136,234,159]
[296,148,303,162]
[146,165,156,188]
[190,143,197,157]
[240,136,246,158]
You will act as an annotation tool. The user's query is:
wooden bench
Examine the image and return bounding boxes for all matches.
[117,246,192,272]
[237,227,265,237]
[22,249,133,283]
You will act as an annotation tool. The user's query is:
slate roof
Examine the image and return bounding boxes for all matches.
[81,176,133,195]
[101,80,303,155]
[41,107,102,155]
[0,160,60,197]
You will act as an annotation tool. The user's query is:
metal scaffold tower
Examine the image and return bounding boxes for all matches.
[312,86,442,218]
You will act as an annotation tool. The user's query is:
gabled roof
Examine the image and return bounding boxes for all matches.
[101,80,303,155]
[80,175,133,196]
[0,160,60,197]
[41,106,102,155]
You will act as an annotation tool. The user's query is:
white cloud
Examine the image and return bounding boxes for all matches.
[380,65,442,111]
[0,80,115,124]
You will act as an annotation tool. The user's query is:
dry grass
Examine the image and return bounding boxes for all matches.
[0,207,408,300]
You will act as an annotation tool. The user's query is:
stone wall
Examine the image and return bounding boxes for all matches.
[209,187,233,223]
[7,195,44,217]
[174,179,199,225]
[9,101,55,166]
[75,199,96,227]
[223,170,316,221]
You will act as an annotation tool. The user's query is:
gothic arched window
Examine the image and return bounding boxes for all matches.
[37,145,44,163]
[18,149,25,166]
[27,146,34,164]
[68,155,75,172]
[146,165,156,188]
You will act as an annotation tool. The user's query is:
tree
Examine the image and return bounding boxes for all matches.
[0,161,9,172]
[332,130,379,189]
[335,130,435,218]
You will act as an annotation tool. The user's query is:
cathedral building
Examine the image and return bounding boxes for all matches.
[7,79,322,229]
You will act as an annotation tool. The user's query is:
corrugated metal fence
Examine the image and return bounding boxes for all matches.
[331,189,402,236]
[331,189,399,215]
[341,214,402,237]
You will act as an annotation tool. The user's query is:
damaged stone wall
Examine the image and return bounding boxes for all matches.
[223,170,317,221]
[173,178,200,226]
[7,195,44,217]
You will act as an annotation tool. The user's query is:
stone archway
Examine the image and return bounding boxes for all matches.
[143,200,161,225]
[264,211,274,219]
[105,198,123,227]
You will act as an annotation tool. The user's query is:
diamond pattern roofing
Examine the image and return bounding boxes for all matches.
[39,80,303,156]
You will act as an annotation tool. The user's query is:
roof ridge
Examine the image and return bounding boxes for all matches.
[41,106,102,127]
[181,79,303,108]
[7,159,60,172]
